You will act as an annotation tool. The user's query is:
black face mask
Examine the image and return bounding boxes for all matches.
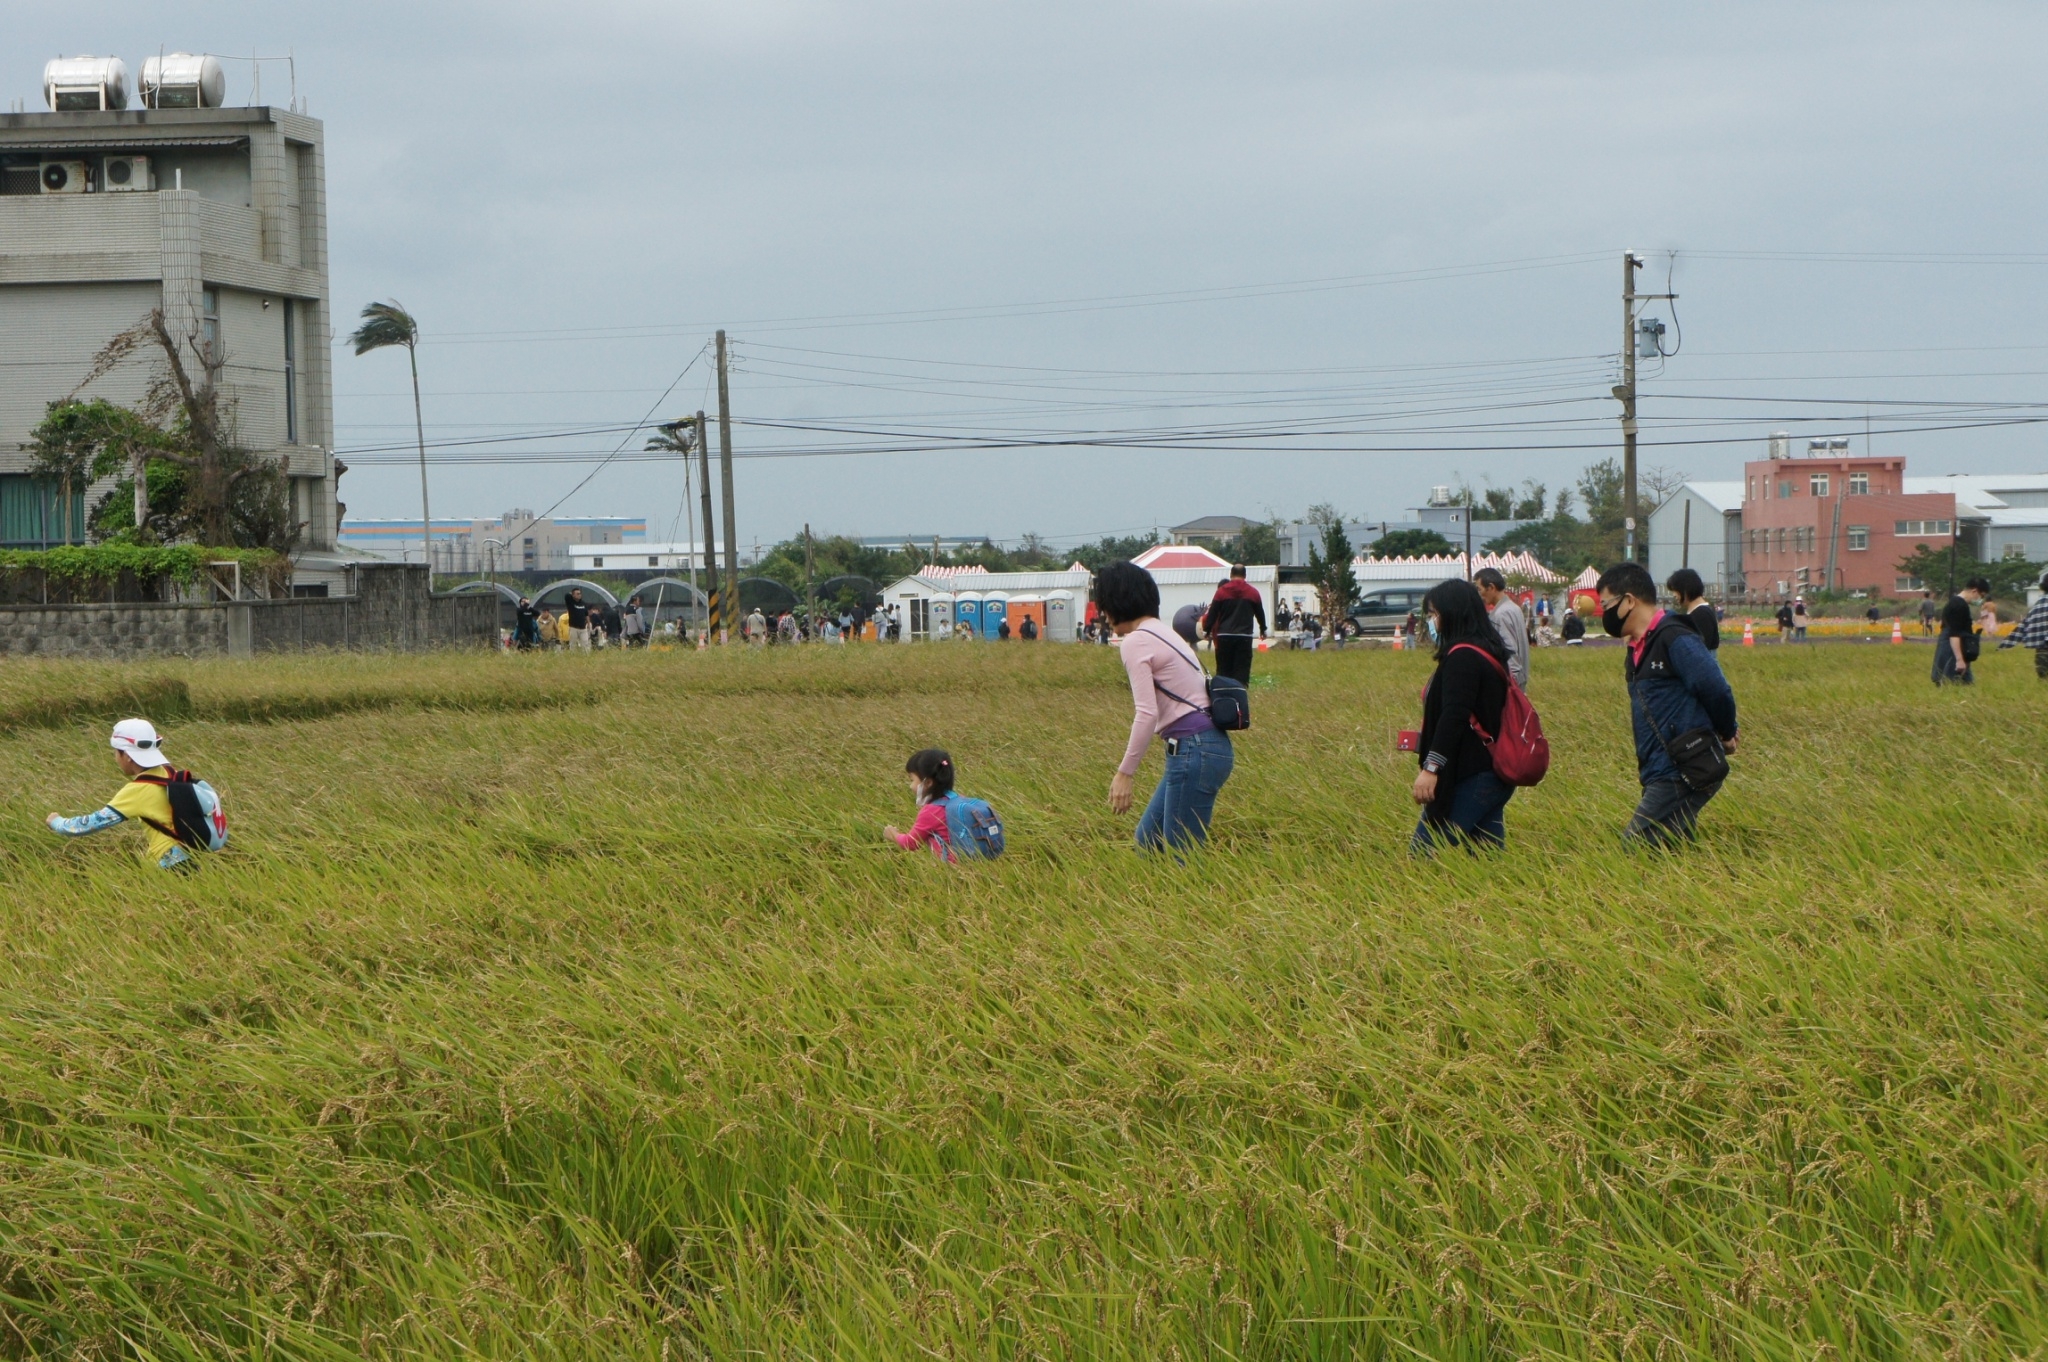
[1602,601,1627,637]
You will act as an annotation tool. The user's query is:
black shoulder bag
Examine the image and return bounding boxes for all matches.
[1634,684,1729,792]
[1139,626,1251,731]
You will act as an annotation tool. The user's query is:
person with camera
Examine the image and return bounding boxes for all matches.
[1934,576,1991,686]
[1598,561,1739,847]
[1409,579,1515,854]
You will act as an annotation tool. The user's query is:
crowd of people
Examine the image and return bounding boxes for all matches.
[44,561,2041,870]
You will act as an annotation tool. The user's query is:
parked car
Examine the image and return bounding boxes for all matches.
[1349,588,1425,633]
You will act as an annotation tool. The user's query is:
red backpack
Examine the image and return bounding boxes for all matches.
[1450,644,1550,786]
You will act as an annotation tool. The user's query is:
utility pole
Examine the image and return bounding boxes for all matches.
[1464,490,1474,579]
[1620,251,1640,564]
[716,329,739,644]
[1614,250,1677,564]
[696,410,717,637]
[675,419,697,635]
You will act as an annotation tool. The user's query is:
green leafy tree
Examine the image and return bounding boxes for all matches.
[1068,533,1160,573]
[1369,528,1456,559]
[65,310,298,551]
[1896,543,2044,603]
[1219,517,1283,565]
[1306,520,1357,624]
[20,399,162,545]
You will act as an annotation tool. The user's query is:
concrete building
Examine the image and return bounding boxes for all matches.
[1645,482,1744,595]
[1168,515,1250,546]
[0,80,337,552]
[1279,495,1538,567]
[1740,444,1958,598]
[336,512,646,572]
[1904,474,2048,565]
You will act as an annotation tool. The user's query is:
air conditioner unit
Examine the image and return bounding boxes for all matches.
[38,161,90,194]
[102,155,152,191]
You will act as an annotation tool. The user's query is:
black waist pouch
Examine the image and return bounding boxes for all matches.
[1638,686,1729,792]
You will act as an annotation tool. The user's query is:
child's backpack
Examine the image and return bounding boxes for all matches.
[1448,645,1551,787]
[137,768,230,852]
[941,792,1005,859]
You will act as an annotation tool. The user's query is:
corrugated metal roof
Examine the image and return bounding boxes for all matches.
[886,571,1091,593]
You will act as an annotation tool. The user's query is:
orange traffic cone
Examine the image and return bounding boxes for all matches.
[1391,632,1405,652]
[1891,618,1903,645]
[1742,619,1755,647]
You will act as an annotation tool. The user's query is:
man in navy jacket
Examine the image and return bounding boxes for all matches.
[1597,561,1739,846]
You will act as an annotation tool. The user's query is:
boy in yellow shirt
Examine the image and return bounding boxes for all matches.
[45,719,197,869]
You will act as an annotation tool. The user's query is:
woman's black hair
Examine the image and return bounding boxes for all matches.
[1665,567,1705,602]
[905,748,955,799]
[1420,578,1507,664]
[1093,561,1160,626]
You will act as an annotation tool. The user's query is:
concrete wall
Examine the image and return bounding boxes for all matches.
[0,564,494,658]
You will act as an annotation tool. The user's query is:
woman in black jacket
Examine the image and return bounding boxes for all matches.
[1666,567,1719,651]
[1411,578,1514,854]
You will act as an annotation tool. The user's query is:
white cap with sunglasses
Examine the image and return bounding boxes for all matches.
[110,718,171,768]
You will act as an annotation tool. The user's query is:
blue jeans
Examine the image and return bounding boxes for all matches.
[1135,728,1234,853]
[1623,776,1723,847]
[1410,770,1512,856]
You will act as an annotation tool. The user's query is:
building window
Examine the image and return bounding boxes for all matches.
[1773,528,1786,554]
[1778,481,1793,499]
[1810,472,1829,497]
[282,299,297,443]
[2005,543,2028,560]
[648,556,659,567]
[1895,519,1953,537]
[1897,575,1924,591]
[201,288,220,361]
[592,557,604,568]
[1847,525,1869,551]
[1849,472,1869,495]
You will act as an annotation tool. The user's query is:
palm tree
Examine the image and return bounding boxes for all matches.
[349,302,430,568]
[646,420,699,628]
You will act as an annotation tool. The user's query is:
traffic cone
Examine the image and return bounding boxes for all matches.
[1391,633,1405,651]
[1742,619,1755,647]
[1891,618,1903,645]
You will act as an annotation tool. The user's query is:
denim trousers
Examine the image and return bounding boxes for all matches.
[1410,770,1513,856]
[1931,641,1971,686]
[1135,727,1234,852]
[1623,776,1723,847]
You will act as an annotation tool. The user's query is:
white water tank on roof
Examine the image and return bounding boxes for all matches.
[141,53,227,109]
[44,56,129,111]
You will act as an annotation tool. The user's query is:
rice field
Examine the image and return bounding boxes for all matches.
[1,638,2044,1359]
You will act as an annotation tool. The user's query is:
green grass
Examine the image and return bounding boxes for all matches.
[1,640,2044,1359]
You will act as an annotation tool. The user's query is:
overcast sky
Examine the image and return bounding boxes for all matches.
[18,3,2048,547]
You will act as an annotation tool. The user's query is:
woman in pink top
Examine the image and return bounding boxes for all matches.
[1098,561,1235,851]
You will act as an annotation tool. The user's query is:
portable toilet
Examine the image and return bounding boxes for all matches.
[982,591,1009,639]
[1009,594,1046,640]
[954,592,984,639]
[926,592,954,640]
[1045,590,1075,642]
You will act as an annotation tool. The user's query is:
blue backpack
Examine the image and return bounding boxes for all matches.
[941,792,1005,859]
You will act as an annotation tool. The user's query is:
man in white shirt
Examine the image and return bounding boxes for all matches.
[1473,568,1530,689]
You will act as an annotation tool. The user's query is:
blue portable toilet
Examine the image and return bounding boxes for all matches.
[954,592,983,639]
[982,591,1009,639]
[927,593,954,640]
